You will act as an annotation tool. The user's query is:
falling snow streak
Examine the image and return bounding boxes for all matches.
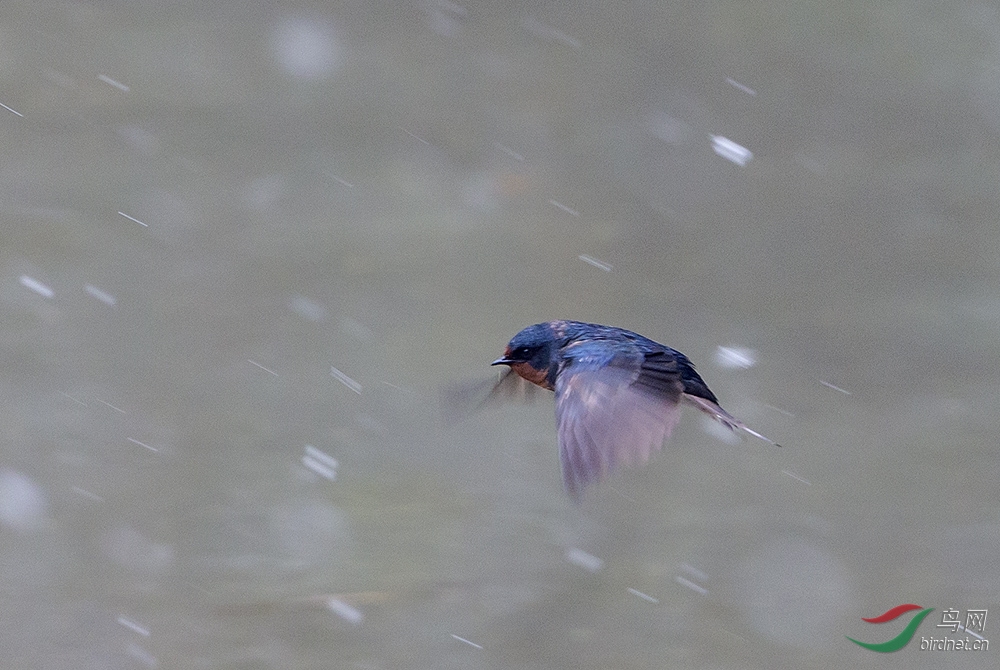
[627,588,659,604]
[564,547,603,572]
[59,392,87,406]
[19,275,53,298]
[98,75,129,91]
[726,78,757,96]
[330,366,362,394]
[710,135,753,166]
[522,17,582,49]
[95,399,127,414]
[781,469,811,485]
[715,346,756,369]
[819,380,851,394]
[495,142,524,161]
[450,634,483,649]
[117,617,150,636]
[675,576,708,595]
[326,598,363,624]
[578,255,612,272]
[85,285,117,305]
[118,211,148,227]
[72,487,102,501]
[247,360,279,376]
[548,200,579,216]
[680,563,708,581]
[302,445,338,480]
[127,438,157,452]
[400,127,430,145]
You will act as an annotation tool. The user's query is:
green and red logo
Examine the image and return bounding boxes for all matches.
[847,604,934,652]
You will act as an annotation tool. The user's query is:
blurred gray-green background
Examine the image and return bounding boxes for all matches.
[1,1,998,668]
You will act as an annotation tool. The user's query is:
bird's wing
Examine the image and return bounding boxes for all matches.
[555,347,684,498]
[441,368,543,425]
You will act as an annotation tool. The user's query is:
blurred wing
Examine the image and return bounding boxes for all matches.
[555,351,684,498]
[441,368,544,425]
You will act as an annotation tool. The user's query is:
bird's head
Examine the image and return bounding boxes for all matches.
[492,322,559,389]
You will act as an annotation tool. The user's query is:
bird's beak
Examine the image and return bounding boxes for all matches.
[491,356,513,366]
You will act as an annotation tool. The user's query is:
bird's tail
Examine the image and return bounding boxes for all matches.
[682,395,781,447]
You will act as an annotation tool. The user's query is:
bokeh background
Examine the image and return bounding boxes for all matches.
[1,1,998,668]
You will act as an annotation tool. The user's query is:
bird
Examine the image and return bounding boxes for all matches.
[490,320,778,498]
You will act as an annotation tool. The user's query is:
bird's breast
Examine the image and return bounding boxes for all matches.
[510,362,554,390]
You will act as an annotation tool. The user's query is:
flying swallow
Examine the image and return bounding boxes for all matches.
[491,320,778,498]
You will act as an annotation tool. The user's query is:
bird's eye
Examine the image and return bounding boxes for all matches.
[515,346,532,358]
